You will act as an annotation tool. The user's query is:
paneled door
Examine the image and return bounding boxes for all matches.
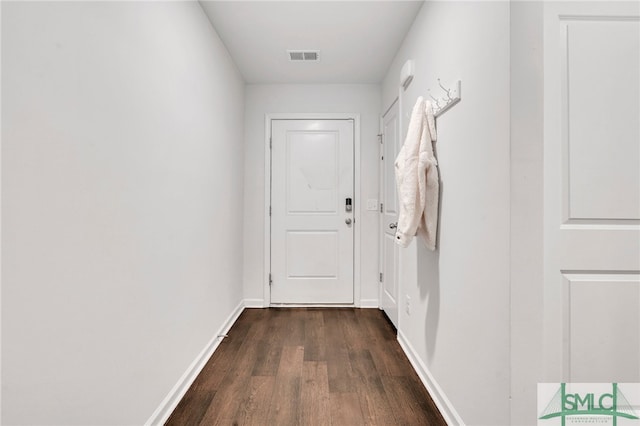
[543,2,640,382]
[270,119,354,304]
[380,100,400,327]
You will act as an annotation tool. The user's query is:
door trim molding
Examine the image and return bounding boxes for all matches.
[263,113,361,307]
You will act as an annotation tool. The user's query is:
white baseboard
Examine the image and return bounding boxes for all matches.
[269,303,355,308]
[359,299,380,308]
[397,330,465,426]
[145,300,245,426]
[243,298,265,308]
[249,300,379,308]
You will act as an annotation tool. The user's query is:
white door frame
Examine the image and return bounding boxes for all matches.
[263,113,362,307]
[378,113,384,308]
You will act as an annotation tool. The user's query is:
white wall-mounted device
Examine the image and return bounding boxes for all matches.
[400,59,414,90]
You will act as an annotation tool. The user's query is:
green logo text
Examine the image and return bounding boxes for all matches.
[539,383,639,426]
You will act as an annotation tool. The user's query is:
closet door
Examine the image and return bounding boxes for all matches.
[380,99,400,327]
[543,1,640,382]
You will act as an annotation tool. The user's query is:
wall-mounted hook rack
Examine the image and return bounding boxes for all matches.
[432,79,461,117]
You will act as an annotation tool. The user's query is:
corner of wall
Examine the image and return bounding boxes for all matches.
[397,331,465,426]
[359,299,380,308]
[145,301,245,426]
[244,299,266,308]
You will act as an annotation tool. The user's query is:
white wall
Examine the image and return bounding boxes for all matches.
[1,2,244,424]
[509,2,544,425]
[382,2,511,424]
[243,84,381,307]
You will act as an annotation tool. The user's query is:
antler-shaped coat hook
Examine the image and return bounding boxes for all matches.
[427,90,442,109]
[437,78,453,101]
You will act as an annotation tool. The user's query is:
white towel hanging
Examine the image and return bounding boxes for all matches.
[394,97,440,250]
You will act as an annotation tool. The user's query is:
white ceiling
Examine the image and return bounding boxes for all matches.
[200,1,424,84]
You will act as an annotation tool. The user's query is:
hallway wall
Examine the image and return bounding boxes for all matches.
[381,2,511,424]
[509,2,544,424]
[243,84,381,307]
[1,2,244,424]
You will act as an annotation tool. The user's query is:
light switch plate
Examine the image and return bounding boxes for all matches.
[366,199,378,211]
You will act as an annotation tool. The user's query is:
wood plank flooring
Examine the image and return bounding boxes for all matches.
[166,308,446,426]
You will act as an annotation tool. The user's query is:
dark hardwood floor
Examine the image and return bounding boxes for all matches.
[166,308,446,426]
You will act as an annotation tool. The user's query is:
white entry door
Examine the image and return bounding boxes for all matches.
[380,100,400,327]
[270,119,354,304]
[543,2,640,382]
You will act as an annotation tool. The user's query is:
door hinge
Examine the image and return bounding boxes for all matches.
[378,133,383,143]
[269,273,273,286]
[380,203,383,213]
[379,272,383,282]
[269,206,272,216]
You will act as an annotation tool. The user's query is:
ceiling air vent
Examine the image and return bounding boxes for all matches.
[288,50,320,62]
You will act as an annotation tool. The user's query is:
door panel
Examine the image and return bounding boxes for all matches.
[380,100,400,327]
[543,2,640,382]
[566,21,640,220]
[287,132,338,213]
[567,273,640,382]
[271,119,354,304]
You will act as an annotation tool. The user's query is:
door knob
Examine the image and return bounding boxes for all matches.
[345,218,352,225]
[389,222,397,229]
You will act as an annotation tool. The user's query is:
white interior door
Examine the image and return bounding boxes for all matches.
[380,100,400,327]
[270,119,354,304]
[543,1,640,382]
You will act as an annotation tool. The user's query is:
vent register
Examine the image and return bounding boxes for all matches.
[287,50,320,61]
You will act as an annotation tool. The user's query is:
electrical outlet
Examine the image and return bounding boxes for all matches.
[405,295,411,315]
